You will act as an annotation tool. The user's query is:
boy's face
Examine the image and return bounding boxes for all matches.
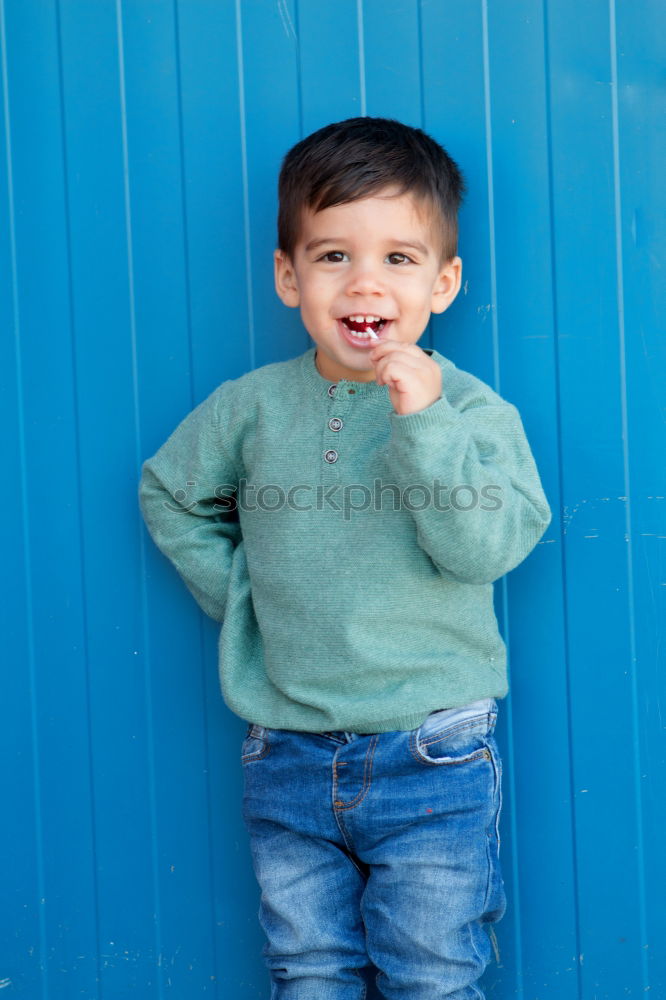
[274,188,461,383]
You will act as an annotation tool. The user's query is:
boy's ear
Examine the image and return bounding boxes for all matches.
[274,250,300,308]
[431,256,462,315]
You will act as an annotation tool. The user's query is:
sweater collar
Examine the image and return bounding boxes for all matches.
[300,346,436,400]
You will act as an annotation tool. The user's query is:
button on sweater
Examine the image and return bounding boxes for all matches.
[138,347,552,733]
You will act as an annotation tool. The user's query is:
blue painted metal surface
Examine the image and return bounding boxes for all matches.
[1,1,664,996]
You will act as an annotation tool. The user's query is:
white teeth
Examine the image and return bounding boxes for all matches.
[348,314,381,323]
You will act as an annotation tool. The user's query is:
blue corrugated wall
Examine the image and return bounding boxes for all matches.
[2,1,665,997]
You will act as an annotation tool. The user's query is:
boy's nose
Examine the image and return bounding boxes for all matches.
[345,263,385,296]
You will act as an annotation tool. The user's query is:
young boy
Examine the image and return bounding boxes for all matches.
[139,117,551,999]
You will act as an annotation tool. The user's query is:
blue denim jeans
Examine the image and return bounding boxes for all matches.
[241,699,506,999]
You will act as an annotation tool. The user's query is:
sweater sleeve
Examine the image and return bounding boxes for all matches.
[385,391,552,585]
[138,388,241,622]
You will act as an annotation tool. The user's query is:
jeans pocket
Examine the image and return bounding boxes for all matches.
[241,723,270,763]
[411,701,497,766]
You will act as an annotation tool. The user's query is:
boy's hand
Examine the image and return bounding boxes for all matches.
[369,341,442,416]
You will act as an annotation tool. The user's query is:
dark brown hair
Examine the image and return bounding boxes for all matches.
[277,116,466,262]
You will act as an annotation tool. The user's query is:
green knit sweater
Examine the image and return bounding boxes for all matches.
[139,347,551,733]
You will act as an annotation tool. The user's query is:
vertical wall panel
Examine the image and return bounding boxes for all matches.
[238,0,302,370]
[58,1,156,994]
[362,0,423,129]
[615,0,666,993]
[2,1,99,995]
[0,1,42,990]
[421,1,496,387]
[547,0,646,994]
[2,1,664,997]
[298,0,363,130]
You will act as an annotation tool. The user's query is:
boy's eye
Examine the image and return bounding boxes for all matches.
[319,251,347,263]
[386,252,412,265]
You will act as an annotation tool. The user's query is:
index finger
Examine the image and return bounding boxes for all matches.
[368,340,430,362]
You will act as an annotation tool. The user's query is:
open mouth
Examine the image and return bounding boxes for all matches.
[340,314,389,340]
